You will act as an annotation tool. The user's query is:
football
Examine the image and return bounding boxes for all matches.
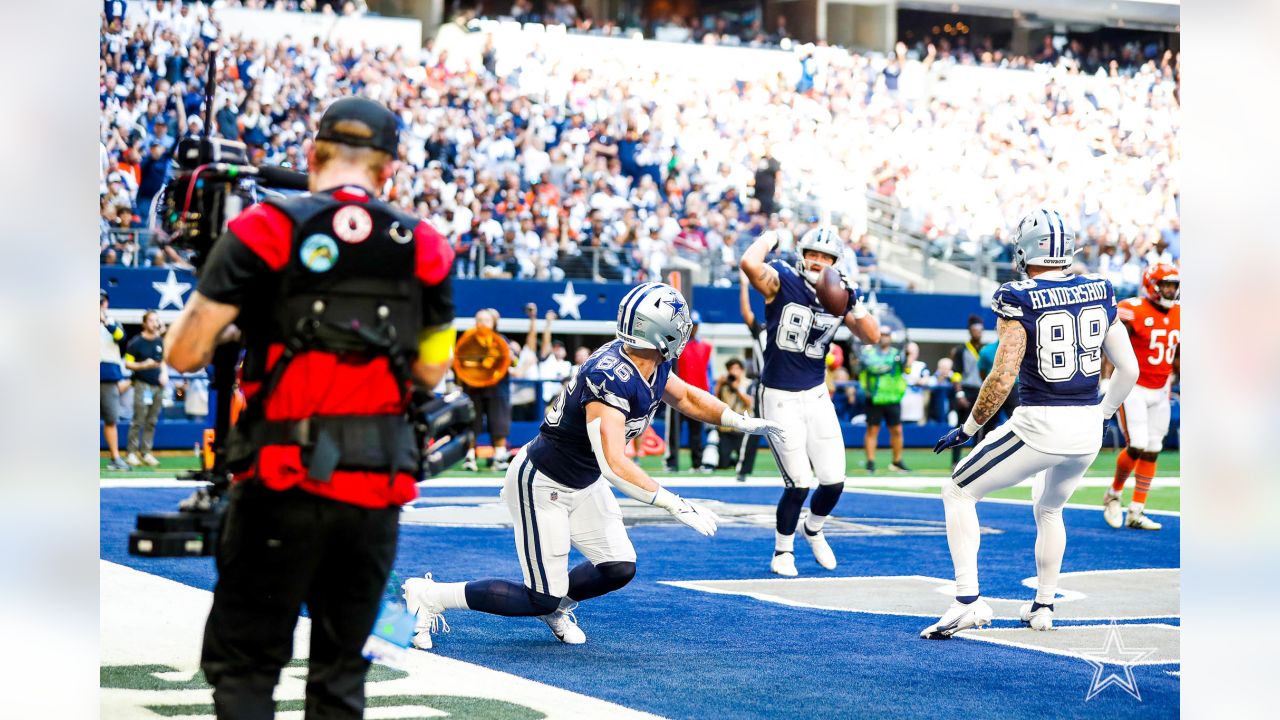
[815,266,849,316]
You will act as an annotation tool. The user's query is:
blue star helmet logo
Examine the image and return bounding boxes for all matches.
[664,296,686,320]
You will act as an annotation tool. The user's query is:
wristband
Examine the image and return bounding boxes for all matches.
[652,486,680,511]
[962,416,983,436]
[720,407,746,431]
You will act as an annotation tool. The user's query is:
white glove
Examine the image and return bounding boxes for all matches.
[653,487,720,536]
[721,408,787,446]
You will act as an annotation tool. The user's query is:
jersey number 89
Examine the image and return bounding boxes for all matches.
[776,303,840,359]
[1035,307,1108,382]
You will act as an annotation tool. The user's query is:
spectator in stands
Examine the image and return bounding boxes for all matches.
[753,151,780,217]
[100,290,130,471]
[124,310,166,467]
[135,141,169,217]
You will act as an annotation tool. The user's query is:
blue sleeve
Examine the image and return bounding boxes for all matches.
[578,365,636,415]
[991,284,1026,320]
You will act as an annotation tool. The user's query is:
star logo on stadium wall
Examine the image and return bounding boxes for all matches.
[1075,621,1156,701]
[152,269,193,310]
[552,281,587,319]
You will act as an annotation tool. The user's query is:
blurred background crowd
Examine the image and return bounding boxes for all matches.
[100,0,1179,299]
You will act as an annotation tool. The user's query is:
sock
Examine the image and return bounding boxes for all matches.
[462,579,559,617]
[1031,601,1054,613]
[1111,451,1135,493]
[465,448,476,461]
[942,482,982,597]
[956,595,979,605]
[493,446,510,461]
[775,530,795,554]
[1033,502,1066,605]
[436,581,470,610]
[803,515,826,536]
[776,487,809,536]
[1133,458,1156,505]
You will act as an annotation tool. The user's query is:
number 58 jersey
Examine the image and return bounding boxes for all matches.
[1117,297,1179,390]
[991,272,1118,407]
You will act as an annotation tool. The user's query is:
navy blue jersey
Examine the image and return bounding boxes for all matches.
[527,339,672,489]
[991,272,1118,406]
[761,260,854,391]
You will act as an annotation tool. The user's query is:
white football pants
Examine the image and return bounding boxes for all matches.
[503,449,637,598]
[1118,384,1172,453]
[942,422,1097,605]
[759,384,846,488]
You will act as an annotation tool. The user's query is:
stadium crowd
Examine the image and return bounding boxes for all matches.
[100,1,1179,295]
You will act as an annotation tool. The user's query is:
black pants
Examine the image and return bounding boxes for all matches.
[717,430,744,469]
[201,482,400,720]
[664,405,705,470]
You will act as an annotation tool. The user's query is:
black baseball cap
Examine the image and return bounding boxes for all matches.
[316,97,399,155]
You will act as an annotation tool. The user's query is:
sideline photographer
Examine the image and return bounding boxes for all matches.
[164,97,456,719]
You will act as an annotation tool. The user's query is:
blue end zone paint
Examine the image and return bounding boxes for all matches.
[102,486,1180,719]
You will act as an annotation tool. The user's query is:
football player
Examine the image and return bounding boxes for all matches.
[740,227,879,577]
[923,210,1139,638]
[403,282,785,647]
[1103,263,1180,530]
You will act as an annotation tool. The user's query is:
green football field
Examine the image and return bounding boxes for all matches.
[101,448,1182,511]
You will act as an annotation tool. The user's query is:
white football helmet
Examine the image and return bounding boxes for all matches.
[795,225,842,284]
[615,282,694,361]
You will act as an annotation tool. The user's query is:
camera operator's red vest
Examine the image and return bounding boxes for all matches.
[225,185,452,508]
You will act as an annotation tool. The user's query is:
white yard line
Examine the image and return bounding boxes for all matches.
[100,561,663,720]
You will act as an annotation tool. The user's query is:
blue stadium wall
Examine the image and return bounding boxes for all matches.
[100,267,1177,451]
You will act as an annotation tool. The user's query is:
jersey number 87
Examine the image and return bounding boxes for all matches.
[776,303,839,359]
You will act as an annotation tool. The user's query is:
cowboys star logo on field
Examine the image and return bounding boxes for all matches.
[1075,621,1156,701]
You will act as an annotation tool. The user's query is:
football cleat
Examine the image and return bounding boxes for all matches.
[888,461,911,473]
[403,574,450,650]
[461,457,478,472]
[770,551,798,577]
[803,529,838,570]
[865,460,876,474]
[920,598,994,639]
[1019,603,1054,631]
[540,602,586,645]
[1126,510,1163,531]
[1102,490,1123,528]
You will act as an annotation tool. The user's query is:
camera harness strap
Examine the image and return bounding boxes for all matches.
[228,191,423,484]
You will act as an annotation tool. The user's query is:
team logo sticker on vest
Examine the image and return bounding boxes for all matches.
[333,205,373,243]
[300,234,339,272]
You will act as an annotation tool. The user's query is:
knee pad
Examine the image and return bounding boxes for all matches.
[597,561,637,586]
[942,481,975,504]
[525,587,562,615]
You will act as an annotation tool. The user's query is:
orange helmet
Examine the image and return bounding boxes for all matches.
[1142,263,1180,308]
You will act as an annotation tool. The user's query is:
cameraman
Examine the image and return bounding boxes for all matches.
[164,97,456,720]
